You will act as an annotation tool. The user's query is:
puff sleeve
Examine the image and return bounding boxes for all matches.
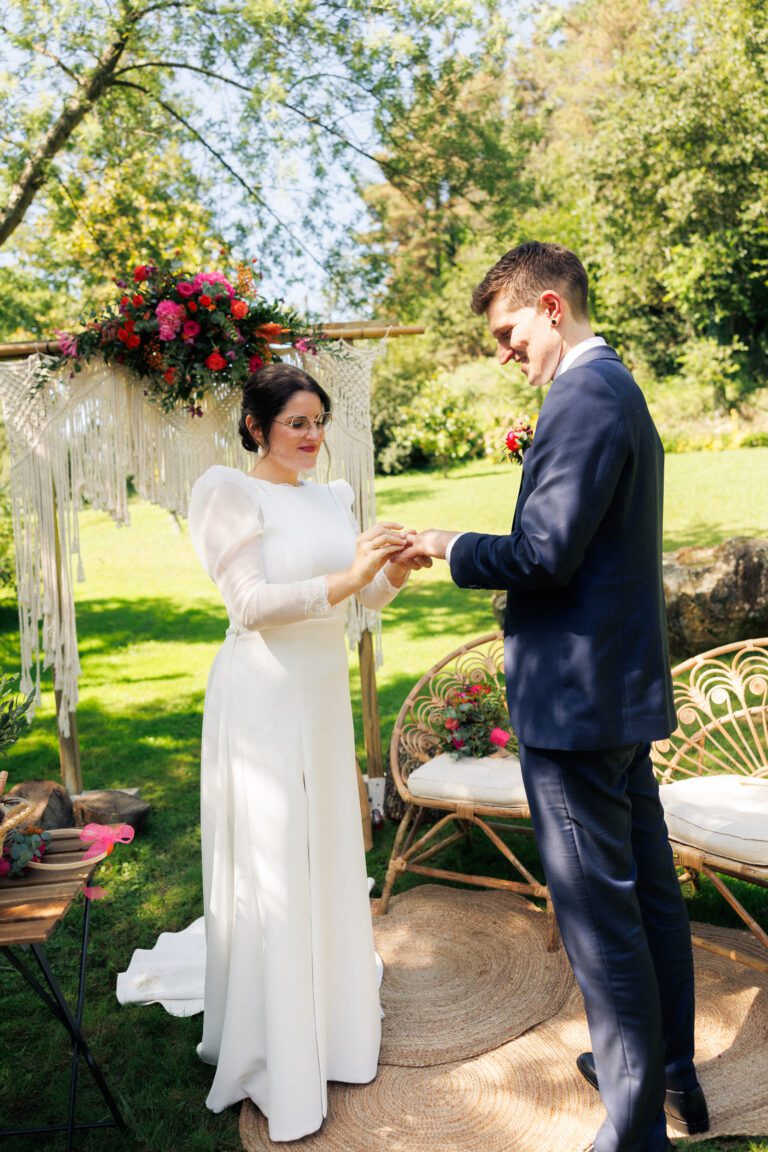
[188,472,332,629]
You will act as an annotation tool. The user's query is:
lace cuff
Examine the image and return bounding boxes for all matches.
[302,575,331,618]
[373,566,409,595]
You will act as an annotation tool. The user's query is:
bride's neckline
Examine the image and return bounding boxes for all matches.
[246,471,306,488]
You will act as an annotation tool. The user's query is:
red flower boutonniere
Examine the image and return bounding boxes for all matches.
[503,415,534,465]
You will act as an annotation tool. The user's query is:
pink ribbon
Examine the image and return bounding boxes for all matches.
[80,822,135,859]
[79,823,134,899]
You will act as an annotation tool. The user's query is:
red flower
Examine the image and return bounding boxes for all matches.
[452,737,465,749]
[127,333,141,349]
[133,265,150,282]
[444,717,460,732]
[187,301,198,313]
[163,367,177,385]
[132,294,144,307]
[205,351,227,371]
[489,727,512,748]
[120,295,131,311]
[248,354,264,374]
[506,433,520,454]
[199,294,213,309]
[231,299,248,320]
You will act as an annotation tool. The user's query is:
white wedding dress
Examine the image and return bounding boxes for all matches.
[117,466,402,1141]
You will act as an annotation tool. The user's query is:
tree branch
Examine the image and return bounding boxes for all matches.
[0,30,133,248]
[111,79,337,279]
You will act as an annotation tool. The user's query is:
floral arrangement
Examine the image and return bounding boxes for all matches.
[503,415,535,465]
[54,259,321,415]
[439,680,518,760]
[0,824,51,878]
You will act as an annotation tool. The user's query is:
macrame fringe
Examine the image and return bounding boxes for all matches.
[0,342,384,734]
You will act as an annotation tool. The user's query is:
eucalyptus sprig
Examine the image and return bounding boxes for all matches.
[0,675,35,756]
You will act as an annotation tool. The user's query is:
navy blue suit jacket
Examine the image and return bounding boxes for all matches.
[450,346,676,750]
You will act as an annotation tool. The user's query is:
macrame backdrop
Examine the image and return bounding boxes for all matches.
[0,342,383,735]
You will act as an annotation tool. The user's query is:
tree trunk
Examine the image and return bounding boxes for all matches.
[0,29,132,248]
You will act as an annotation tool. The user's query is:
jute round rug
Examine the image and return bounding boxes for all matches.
[240,887,768,1152]
[374,885,573,1066]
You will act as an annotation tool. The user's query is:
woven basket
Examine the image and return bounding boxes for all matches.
[0,795,33,854]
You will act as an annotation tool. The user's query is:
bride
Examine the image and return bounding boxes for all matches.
[118,363,425,1141]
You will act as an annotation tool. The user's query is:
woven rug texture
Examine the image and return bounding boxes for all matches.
[240,885,768,1152]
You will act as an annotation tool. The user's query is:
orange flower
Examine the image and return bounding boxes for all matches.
[231,299,249,320]
[254,322,289,341]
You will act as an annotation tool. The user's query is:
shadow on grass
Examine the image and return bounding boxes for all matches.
[663,521,766,553]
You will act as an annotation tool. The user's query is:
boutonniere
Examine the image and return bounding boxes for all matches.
[502,415,534,465]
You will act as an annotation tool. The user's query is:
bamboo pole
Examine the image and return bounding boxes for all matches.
[358,629,384,779]
[0,324,425,360]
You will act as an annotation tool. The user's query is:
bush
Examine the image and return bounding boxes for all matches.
[0,486,14,589]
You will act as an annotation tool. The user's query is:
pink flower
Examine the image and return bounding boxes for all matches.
[56,330,79,357]
[248,354,264,373]
[294,337,317,355]
[452,737,465,749]
[192,271,234,297]
[182,320,201,342]
[489,727,512,748]
[176,281,195,297]
[444,717,460,731]
[0,857,10,877]
[155,300,185,341]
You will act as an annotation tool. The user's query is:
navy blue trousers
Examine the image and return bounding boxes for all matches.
[519,742,697,1152]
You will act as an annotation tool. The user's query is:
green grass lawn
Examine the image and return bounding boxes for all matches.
[1,448,768,1151]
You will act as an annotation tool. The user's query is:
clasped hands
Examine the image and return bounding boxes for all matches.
[355,523,457,582]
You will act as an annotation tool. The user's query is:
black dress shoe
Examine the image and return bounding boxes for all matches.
[585,1145,676,1151]
[576,1052,710,1135]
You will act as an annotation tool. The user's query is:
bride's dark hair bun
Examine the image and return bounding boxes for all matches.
[239,364,331,454]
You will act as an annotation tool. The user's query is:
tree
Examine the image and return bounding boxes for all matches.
[0,0,496,335]
[515,0,768,397]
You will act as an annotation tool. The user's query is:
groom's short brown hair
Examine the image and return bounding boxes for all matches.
[471,241,589,319]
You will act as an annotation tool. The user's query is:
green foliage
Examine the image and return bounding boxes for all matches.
[516,0,768,392]
[0,0,490,335]
[0,485,15,588]
[374,372,485,473]
[0,673,34,754]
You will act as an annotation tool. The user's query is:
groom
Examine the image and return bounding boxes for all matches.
[398,242,708,1152]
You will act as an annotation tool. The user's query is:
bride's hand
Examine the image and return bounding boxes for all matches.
[350,522,408,587]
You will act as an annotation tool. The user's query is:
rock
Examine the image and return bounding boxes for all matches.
[491,591,506,629]
[6,779,75,829]
[489,537,768,663]
[73,789,150,834]
[663,536,768,661]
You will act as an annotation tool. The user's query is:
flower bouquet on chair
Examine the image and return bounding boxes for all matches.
[439,680,518,760]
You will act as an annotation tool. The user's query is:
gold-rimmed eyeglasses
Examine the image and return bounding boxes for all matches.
[273,412,333,433]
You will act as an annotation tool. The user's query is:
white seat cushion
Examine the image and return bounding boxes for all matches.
[659,774,768,867]
[407,752,527,808]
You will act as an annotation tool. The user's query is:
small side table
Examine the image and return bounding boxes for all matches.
[0,827,127,1149]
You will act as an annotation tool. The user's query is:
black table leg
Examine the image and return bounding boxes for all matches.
[0,897,127,1145]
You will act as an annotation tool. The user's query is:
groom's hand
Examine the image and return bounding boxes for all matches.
[388,529,434,572]
[394,529,460,565]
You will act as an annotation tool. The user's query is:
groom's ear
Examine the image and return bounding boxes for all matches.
[539,290,563,326]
